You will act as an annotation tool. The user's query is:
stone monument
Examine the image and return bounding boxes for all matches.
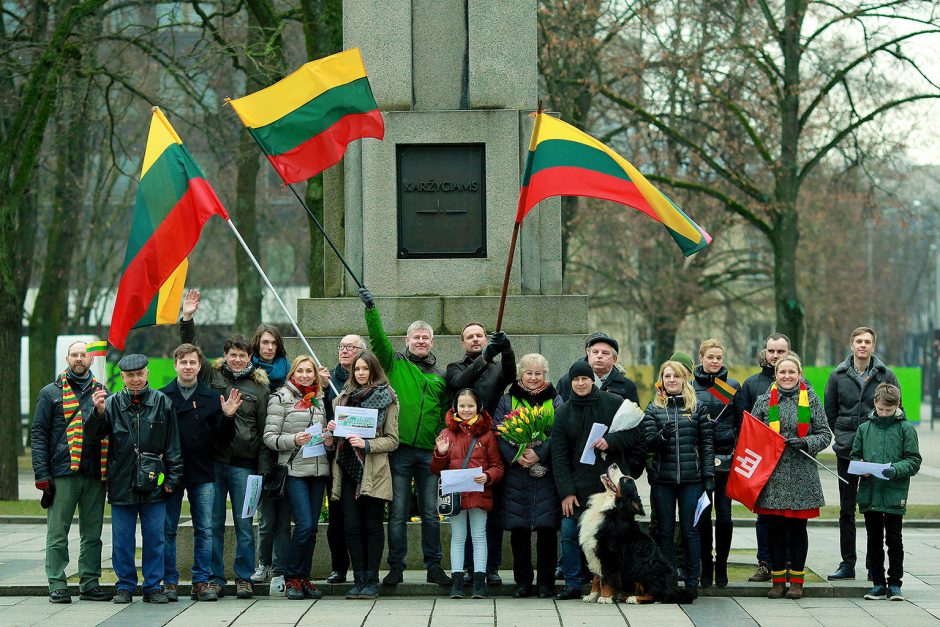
[293,0,588,380]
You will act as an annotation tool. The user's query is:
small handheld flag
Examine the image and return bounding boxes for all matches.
[84,341,108,357]
[707,378,737,406]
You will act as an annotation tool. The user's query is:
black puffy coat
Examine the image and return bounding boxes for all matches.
[446,348,516,414]
[85,387,183,506]
[824,355,900,459]
[493,383,562,530]
[642,395,714,485]
[692,365,741,455]
[733,364,775,429]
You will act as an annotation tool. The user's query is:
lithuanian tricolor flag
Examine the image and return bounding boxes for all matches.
[228,48,384,184]
[516,113,711,256]
[108,108,229,350]
[708,378,737,405]
[84,341,108,357]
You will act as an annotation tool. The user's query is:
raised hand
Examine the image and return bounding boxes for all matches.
[181,289,200,321]
[435,433,450,455]
[220,388,242,416]
[358,287,375,309]
[93,389,107,415]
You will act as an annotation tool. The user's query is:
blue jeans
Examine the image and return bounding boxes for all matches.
[450,509,487,574]
[560,515,582,587]
[210,463,255,584]
[112,500,166,594]
[387,445,442,570]
[650,482,702,588]
[284,475,329,579]
[164,482,214,584]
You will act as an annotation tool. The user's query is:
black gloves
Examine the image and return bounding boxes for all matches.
[704,478,715,493]
[786,437,808,452]
[659,422,676,441]
[882,466,897,479]
[358,287,375,309]
[482,331,511,362]
[482,343,498,362]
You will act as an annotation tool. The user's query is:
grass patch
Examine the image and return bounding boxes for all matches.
[727,563,824,583]
[68,569,117,584]
[0,499,191,517]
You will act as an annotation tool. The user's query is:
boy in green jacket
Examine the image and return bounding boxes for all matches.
[850,383,921,602]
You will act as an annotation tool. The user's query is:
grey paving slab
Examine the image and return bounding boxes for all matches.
[96,599,192,626]
[617,602,695,626]
[163,599,255,626]
[298,599,373,626]
[679,597,757,626]
[230,598,312,625]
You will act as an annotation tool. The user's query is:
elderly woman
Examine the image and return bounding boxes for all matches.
[264,355,331,601]
[493,353,563,599]
[751,352,832,600]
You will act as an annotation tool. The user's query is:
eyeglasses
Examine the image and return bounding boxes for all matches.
[338,344,364,351]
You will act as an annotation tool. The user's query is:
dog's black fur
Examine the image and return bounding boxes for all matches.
[593,473,697,604]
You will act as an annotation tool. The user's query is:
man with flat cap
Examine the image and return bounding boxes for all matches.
[556,332,639,403]
[88,354,183,604]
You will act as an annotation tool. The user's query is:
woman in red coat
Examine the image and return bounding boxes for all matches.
[431,388,504,600]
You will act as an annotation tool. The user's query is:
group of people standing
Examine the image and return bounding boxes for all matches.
[31,287,920,606]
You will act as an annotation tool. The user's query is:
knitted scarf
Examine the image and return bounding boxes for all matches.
[290,379,321,411]
[61,371,108,479]
[253,355,289,388]
[768,381,810,437]
[337,384,396,495]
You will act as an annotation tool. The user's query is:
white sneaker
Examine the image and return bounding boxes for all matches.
[251,564,272,583]
[270,575,285,596]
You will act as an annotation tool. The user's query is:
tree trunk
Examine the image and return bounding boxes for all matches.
[771,210,804,353]
[305,174,325,297]
[651,317,680,374]
[233,130,263,333]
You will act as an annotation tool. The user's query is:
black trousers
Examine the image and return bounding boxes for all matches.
[837,457,860,566]
[509,527,557,587]
[326,494,348,574]
[864,511,904,587]
[341,474,386,573]
[766,515,808,576]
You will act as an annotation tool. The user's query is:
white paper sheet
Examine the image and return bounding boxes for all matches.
[302,422,326,458]
[440,467,485,494]
[579,423,609,465]
[333,405,379,438]
[693,490,711,526]
[241,474,264,518]
[848,460,894,480]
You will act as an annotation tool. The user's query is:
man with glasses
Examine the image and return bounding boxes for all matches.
[321,334,367,584]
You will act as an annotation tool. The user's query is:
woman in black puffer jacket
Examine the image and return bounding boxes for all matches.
[691,339,741,589]
[643,360,714,597]
[493,353,562,599]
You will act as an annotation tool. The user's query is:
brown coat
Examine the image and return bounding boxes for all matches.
[430,409,504,511]
[328,395,400,502]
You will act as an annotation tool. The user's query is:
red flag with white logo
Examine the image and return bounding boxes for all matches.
[725,411,786,511]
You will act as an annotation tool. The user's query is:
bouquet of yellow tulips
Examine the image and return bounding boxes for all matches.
[496,405,554,476]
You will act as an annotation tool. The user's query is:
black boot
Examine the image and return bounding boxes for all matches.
[359,571,379,599]
[714,520,733,588]
[715,560,729,588]
[346,571,366,599]
[472,572,487,599]
[700,558,713,588]
[449,572,465,599]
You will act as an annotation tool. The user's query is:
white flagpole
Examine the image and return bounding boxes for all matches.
[225,219,339,397]
[798,449,849,485]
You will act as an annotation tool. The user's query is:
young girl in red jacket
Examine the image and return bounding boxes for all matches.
[431,388,504,600]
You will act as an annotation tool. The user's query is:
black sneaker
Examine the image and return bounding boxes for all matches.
[537,584,554,598]
[426,564,452,586]
[113,589,133,604]
[864,585,887,600]
[142,590,168,604]
[326,570,347,584]
[383,568,403,586]
[79,586,113,601]
[486,570,503,586]
[888,585,905,601]
[49,589,71,604]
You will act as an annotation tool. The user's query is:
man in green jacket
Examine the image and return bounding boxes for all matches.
[850,383,921,602]
[358,288,451,586]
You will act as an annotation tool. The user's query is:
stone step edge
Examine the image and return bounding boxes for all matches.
[0,580,872,599]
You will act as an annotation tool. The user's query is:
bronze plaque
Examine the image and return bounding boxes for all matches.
[397,144,486,258]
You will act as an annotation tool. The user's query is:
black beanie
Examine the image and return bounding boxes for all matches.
[569,361,594,381]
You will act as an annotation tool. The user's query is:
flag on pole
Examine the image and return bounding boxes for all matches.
[84,341,108,357]
[707,378,737,405]
[724,411,786,511]
[108,108,229,350]
[228,48,384,184]
[516,113,711,256]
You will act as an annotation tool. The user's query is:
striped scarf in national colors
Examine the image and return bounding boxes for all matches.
[768,381,811,438]
[61,372,108,479]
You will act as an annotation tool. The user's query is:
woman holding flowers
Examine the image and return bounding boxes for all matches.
[493,353,563,598]
[750,353,831,600]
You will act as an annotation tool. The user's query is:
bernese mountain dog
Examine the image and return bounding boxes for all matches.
[579,463,696,604]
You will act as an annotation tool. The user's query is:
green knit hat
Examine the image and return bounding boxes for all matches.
[669,352,695,377]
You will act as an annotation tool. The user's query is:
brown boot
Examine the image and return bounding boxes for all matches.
[785,582,804,599]
[767,582,787,599]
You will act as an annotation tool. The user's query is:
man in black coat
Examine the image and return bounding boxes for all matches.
[551,361,645,600]
[161,344,240,602]
[824,326,900,581]
[446,322,516,585]
[88,354,183,605]
[31,341,113,604]
[556,333,639,404]
[732,333,790,583]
